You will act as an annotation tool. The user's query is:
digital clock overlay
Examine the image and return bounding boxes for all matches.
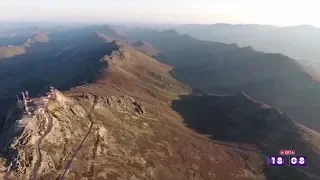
[289,156,307,167]
[268,156,286,166]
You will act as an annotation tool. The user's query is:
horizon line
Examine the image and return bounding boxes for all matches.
[0,20,319,29]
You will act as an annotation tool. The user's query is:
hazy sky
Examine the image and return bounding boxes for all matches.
[1,0,319,27]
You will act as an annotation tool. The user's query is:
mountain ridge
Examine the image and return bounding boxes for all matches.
[0,32,50,59]
[123,27,320,132]
[176,23,320,62]
[0,40,264,179]
[0,25,320,180]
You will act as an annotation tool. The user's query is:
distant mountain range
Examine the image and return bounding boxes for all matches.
[175,23,320,62]
[0,24,320,180]
[123,27,320,133]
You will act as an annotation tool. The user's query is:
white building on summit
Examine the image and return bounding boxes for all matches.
[17,88,57,116]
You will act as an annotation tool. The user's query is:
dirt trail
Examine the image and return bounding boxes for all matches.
[58,104,95,180]
[29,111,53,180]
[88,135,100,180]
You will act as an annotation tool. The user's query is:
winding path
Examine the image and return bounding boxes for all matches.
[29,111,53,180]
[58,105,95,180]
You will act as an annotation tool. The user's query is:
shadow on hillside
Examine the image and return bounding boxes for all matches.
[0,30,115,172]
[0,31,114,121]
[0,103,23,173]
[171,94,318,180]
[171,94,262,144]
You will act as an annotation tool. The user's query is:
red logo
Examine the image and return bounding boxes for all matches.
[279,150,295,155]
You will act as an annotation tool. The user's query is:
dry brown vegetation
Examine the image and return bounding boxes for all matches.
[44,44,267,180]
[0,41,265,180]
[1,31,319,180]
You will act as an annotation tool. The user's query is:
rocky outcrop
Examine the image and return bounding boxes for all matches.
[53,90,72,107]
[0,88,153,179]
[103,41,131,66]
[75,93,147,115]
[0,108,51,178]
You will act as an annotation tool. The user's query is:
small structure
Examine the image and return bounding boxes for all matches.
[21,91,33,115]
[21,92,26,100]
[17,94,23,109]
[50,86,55,92]
[24,105,31,115]
[17,87,56,116]
[47,87,56,99]
[16,94,21,103]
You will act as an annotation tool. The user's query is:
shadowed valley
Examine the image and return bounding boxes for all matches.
[124,27,320,133]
